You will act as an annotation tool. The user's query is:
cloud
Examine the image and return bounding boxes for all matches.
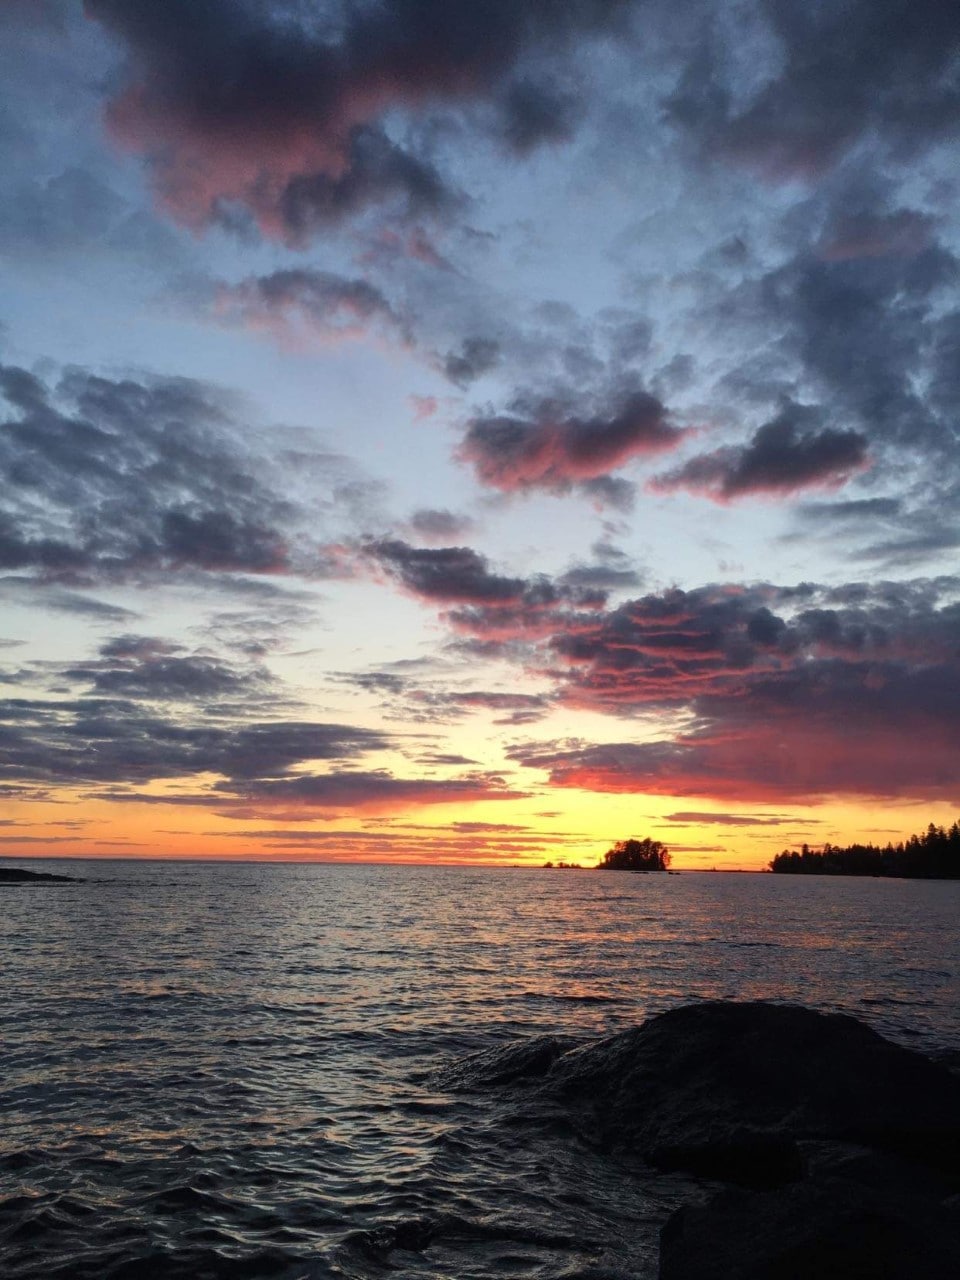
[407,508,476,544]
[209,268,405,346]
[815,208,937,262]
[652,405,869,500]
[0,359,368,590]
[217,768,526,816]
[0,578,138,621]
[452,690,551,724]
[668,0,960,178]
[797,498,902,523]
[503,576,960,803]
[86,0,625,240]
[498,78,581,153]
[510,689,960,802]
[368,538,529,605]
[209,820,578,863]
[558,562,643,592]
[68,651,268,702]
[459,389,682,497]
[754,214,958,472]
[443,336,500,387]
[365,539,609,645]
[0,692,389,787]
[664,811,812,827]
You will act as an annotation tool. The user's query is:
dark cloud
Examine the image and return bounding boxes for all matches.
[415,752,479,766]
[789,261,953,449]
[68,652,266,702]
[98,634,176,661]
[368,538,528,605]
[745,202,960,479]
[558,562,642,592]
[278,126,456,245]
[452,690,551,724]
[499,79,580,153]
[856,523,960,569]
[668,0,960,178]
[459,389,682,497]
[209,267,404,344]
[797,498,902,523]
[577,475,637,512]
[0,689,388,787]
[558,543,643,593]
[678,170,960,527]
[815,208,938,263]
[339,670,408,696]
[443,336,500,387]
[0,360,365,590]
[0,578,138,621]
[217,768,526,815]
[503,577,960,803]
[407,508,476,544]
[664,811,811,827]
[366,540,608,639]
[86,0,626,240]
[653,405,868,501]
[160,510,288,574]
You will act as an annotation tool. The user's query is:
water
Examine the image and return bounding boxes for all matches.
[2,862,959,1278]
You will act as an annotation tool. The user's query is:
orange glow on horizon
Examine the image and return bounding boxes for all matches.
[2,784,956,872]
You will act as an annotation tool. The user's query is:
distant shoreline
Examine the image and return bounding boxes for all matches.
[0,866,83,884]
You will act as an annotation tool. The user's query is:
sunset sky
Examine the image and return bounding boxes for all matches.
[1,0,958,868]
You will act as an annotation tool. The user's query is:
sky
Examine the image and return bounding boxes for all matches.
[1,0,958,869]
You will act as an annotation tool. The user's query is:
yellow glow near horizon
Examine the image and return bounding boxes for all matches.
[3,784,956,871]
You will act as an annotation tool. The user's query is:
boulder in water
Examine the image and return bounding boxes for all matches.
[544,1001,960,1183]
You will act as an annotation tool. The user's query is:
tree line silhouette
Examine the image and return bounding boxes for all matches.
[769,821,960,879]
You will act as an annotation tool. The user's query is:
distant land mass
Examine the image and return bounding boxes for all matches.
[546,837,671,872]
[0,867,82,885]
[770,821,960,880]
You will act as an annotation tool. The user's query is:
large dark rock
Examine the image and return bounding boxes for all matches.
[543,1002,960,1183]
[659,1176,960,1280]
[437,1003,960,1274]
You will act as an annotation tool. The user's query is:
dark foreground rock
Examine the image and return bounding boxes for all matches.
[444,1001,960,1184]
[545,1001,960,1181]
[439,1002,960,1279]
[660,1175,960,1280]
[0,866,82,884]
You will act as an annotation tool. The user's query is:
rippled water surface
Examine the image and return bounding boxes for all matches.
[3,861,959,1278]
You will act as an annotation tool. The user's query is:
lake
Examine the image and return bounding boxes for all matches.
[2,861,958,1278]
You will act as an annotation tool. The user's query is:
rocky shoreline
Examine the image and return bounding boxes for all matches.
[0,866,83,884]
[438,1001,960,1278]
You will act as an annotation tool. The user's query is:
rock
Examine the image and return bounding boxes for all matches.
[435,1034,578,1090]
[0,867,82,884]
[543,1002,960,1183]
[659,1177,960,1280]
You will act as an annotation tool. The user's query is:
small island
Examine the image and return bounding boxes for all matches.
[597,837,670,871]
[545,838,671,871]
[0,866,83,885]
[769,820,960,879]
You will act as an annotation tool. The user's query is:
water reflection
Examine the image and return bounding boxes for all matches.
[2,862,958,1278]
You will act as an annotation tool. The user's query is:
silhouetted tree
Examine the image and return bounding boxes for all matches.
[599,837,670,871]
[769,818,960,879]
